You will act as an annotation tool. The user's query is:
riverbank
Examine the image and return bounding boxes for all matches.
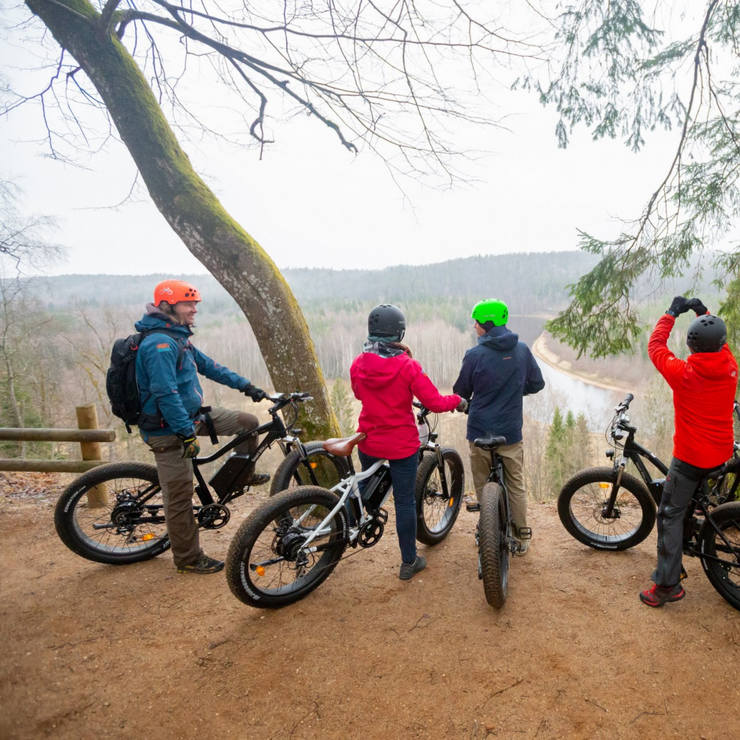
[532,332,632,393]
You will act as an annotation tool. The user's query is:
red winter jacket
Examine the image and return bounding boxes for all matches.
[648,314,738,468]
[350,351,461,459]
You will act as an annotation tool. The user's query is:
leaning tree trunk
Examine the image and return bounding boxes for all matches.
[25,0,339,439]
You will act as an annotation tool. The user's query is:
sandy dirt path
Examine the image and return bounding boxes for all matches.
[1,477,739,740]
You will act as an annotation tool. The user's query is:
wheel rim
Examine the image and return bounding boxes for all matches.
[499,496,509,597]
[568,482,644,545]
[421,460,458,534]
[72,476,168,555]
[240,499,343,597]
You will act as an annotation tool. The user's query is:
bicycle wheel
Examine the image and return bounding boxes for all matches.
[54,462,170,565]
[699,501,740,611]
[479,482,509,608]
[226,485,348,608]
[415,448,464,545]
[270,441,351,495]
[558,467,656,551]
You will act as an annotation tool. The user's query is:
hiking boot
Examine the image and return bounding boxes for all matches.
[639,582,685,608]
[177,553,225,575]
[399,555,426,581]
[246,473,270,487]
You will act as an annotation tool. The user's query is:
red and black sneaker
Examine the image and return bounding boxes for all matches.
[639,582,685,608]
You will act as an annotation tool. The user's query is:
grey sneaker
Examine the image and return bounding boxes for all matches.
[177,553,225,574]
[399,555,426,581]
[515,538,530,556]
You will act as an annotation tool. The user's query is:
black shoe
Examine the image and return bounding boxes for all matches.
[399,556,426,581]
[177,553,225,575]
[246,473,270,487]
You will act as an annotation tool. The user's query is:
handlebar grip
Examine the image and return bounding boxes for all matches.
[624,393,634,405]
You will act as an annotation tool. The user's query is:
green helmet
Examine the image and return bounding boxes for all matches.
[471,299,509,327]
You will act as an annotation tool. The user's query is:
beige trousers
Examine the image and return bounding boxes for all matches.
[143,407,258,567]
[468,439,528,536]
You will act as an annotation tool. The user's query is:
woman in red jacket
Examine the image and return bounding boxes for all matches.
[350,304,466,580]
[641,296,738,607]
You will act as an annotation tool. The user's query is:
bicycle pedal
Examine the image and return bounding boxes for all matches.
[680,566,688,581]
[518,527,532,540]
[466,503,480,513]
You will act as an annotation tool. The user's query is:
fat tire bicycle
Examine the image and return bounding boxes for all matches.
[226,429,463,608]
[55,392,322,565]
[268,401,465,546]
[466,434,529,609]
[558,394,740,611]
[558,394,739,551]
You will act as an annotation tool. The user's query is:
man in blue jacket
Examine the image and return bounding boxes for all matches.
[136,279,269,574]
[453,299,545,554]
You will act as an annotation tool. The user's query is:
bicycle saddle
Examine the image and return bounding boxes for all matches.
[322,432,367,457]
[473,435,507,450]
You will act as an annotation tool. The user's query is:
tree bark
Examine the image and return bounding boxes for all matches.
[25,0,339,439]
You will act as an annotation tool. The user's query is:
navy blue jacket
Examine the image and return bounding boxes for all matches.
[135,305,249,439]
[453,326,545,445]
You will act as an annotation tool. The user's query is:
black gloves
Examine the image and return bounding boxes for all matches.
[177,433,201,459]
[244,384,268,402]
[666,296,691,317]
[456,398,469,413]
[687,298,709,316]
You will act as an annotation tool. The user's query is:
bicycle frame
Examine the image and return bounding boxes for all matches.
[294,460,392,551]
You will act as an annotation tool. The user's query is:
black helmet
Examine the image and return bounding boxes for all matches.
[368,304,406,340]
[686,314,727,353]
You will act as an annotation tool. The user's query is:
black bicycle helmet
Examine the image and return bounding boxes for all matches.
[686,314,727,353]
[368,304,406,340]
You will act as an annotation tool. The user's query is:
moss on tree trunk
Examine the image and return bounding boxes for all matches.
[25,0,339,439]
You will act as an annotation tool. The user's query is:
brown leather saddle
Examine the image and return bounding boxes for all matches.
[322,432,366,457]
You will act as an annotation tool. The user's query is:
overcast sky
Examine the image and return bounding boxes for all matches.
[0,2,702,277]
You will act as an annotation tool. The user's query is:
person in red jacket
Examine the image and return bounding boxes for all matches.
[350,304,466,580]
[641,296,738,607]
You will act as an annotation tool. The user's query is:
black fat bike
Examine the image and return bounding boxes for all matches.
[466,434,529,609]
[269,401,465,546]
[558,394,740,611]
[54,392,343,565]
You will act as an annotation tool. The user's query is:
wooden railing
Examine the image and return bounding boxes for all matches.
[0,405,116,473]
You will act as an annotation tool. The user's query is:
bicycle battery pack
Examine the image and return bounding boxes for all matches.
[209,455,253,498]
[362,465,393,511]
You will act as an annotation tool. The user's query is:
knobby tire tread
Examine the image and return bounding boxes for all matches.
[699,501,740,611]
[226,485,347,609]
[415,447,464,545]
[479,482,507,608]
[557,466,656,551]
[54,462,170,565]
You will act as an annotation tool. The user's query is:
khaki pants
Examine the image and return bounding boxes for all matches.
[144,407,259,567]
[468,440,528,536]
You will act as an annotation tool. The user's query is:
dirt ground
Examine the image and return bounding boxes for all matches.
[1,472,739,740]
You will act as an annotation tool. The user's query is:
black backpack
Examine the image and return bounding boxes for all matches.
[106,329,184,433]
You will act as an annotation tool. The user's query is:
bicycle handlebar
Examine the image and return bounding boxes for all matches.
[615,393,634,412]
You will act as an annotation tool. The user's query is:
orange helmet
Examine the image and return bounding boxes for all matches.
[153,280,202,305]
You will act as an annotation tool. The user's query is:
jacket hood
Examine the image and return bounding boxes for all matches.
[352,351,408,389]
[135,304,192,336]
[478,326,519,352]
[687,347,738,381]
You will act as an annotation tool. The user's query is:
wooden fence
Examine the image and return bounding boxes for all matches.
[0,405,116,473]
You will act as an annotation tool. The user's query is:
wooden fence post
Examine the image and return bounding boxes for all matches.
[76,405,108,507]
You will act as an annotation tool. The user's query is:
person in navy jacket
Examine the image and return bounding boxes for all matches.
[453,299,545,554]
[136,279,269,575]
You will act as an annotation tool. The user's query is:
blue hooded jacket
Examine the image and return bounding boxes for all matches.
[453,326,545,445]
[134,305,249,439]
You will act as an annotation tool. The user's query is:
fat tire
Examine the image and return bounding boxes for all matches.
[415,448,464,545]
[479,482,508,608]
[558,467,656,551]
[699,501,740,611]
[226,485,348,608]
[270,441,351,496]
[54,462,170,565]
